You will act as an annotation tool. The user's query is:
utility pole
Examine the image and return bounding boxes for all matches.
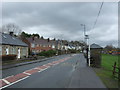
[81,24,90,66]
[81,24,86,43]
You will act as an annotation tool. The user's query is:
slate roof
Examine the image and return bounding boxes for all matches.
[90,43,102,49]
[0,33,28,47]
[27,37,56,45]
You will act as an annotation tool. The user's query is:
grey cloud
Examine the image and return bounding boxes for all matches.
[2,2,118,47]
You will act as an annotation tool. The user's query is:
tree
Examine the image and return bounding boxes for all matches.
[2,23,22,35]
[104,45,115,50]
[32,33,40,38]
[20,32,31,38]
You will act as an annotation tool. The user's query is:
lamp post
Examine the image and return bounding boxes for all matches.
[81,24,90,66]
[85,35,90,66]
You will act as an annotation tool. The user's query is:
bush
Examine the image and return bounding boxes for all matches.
[38,50,56,57]
[1,54,17,61]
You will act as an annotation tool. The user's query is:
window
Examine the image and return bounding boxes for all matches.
[37,44,39,47]
[31,43,35,48]
[0,46,2,55]
[43,45,46,47]
[52,45,55,48]
[12,47,15,54]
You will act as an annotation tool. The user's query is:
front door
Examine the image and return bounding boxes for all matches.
[6,47,9,55]
[18,48,20,58]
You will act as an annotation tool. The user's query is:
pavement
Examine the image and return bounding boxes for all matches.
[2,56,55,70]
[1,53,106,89]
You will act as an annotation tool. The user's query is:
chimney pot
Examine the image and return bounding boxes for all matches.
[9,32,14,36]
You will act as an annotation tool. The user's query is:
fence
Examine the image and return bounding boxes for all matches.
[112,62,120,81]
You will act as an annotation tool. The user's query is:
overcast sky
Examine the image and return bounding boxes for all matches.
[1,2,118,47]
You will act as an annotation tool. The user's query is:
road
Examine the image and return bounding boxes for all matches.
[1,54,106,88]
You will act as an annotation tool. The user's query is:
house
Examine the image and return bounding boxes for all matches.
[23,36,56,55]
[0,32,28,59]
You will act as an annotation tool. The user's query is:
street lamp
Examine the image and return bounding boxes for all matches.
[81,24,90,66]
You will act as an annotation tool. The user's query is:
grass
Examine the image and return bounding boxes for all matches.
[94,54,119,88]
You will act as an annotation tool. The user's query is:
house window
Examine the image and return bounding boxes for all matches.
[31,43,35,48]
[12,47,15,54]
[37,44,39,47]
[0,46,2,55]
[52,45,55,48]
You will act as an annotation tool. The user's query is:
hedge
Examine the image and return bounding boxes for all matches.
[38,50,56,57]
[1,54,17,61]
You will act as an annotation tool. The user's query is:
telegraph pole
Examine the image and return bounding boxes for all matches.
[81,24,90,66]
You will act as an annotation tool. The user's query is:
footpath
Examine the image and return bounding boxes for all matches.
[68,54,107,88]
[2,56,55,70]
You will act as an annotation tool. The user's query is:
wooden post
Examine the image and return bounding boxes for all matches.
[113,62,116,76]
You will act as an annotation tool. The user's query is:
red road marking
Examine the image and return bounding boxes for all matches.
[52,61,59,64]
[25,69,39,74]
[36,65,48,69]
[0,80,8,88]
[44,63,53,67]
[1,57,71,88]
[5,73,28,83]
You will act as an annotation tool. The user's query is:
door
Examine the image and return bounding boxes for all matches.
[6,47,9,55]
[18,48,20,58]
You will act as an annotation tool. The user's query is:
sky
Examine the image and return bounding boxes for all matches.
[1,2,118,47]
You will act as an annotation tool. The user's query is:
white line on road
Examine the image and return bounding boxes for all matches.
[1,76,29,89]
[38,68,48,72]
[2,79,10,84]
[23,72,31,75]
[1,56,71,89]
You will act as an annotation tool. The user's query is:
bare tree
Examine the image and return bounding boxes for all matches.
[2,23,22,35]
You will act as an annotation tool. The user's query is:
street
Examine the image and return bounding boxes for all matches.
[1,54,106,88]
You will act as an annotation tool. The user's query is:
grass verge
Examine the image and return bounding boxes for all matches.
[93,54,119,88]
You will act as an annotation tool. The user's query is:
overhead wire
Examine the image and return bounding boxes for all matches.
[92,2,104,30]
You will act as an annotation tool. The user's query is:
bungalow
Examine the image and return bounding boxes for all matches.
[0,32,28,59]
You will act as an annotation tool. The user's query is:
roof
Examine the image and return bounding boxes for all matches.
[27,37,56,45]
[0,33,28,47]
[90,43,102,49]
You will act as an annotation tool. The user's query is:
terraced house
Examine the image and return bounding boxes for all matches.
[0,32,28,59]
[23,36,56,55]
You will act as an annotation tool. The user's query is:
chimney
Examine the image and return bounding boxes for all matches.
[32,36,34,41]
[53,38,56,41]
[41,36,44,39]
[9,31,14,36]
[48,38,50,42]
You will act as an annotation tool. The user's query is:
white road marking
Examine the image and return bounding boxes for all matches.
[1,76,29,89]
[2,79,10,84]
[38,68,48,72]
[1,57,71,89]
[23,72,31,75]
[34,68,41,70]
